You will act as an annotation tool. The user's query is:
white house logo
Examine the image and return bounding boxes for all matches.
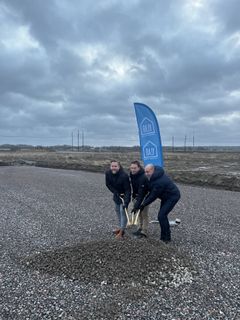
[143,141,158,159]
[140,117,155,136]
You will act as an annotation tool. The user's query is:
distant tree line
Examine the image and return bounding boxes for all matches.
[0,144,240,153]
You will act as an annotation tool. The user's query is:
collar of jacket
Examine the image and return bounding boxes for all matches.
[110,167,123,177]
[150,166,164,182]
[130,168,145,179]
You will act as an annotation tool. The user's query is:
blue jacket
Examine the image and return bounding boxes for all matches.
[142,166,180,207]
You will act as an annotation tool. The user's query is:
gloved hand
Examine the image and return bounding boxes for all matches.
[139,204,145,212]
[122,204,128,210]
[131,208,138,214]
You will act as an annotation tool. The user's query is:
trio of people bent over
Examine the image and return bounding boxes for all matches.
[105,160,180,243]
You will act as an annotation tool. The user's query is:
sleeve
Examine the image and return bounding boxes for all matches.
[142,185,160,207]
[123,176,131,207]
[105,173,117,194]
[134,180,148,209]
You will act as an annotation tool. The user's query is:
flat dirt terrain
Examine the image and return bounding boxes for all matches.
[0,150,240,191]
[0,166,239,319]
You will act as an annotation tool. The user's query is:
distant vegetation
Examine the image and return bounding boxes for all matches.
[0,149,240,191]
[0,144,240,153]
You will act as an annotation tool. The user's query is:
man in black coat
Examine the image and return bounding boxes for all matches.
[105,160,131,238]
[129,161,149,238]
[133,164,180,242]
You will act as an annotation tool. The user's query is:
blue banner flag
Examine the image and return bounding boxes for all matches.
[134,102,164,167]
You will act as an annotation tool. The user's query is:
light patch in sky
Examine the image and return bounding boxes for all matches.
[73,43,106,65]
[185,0,205,11]
[182,0,218,35]
[226,31,240,50]
[201,112,240,125]
[221,32,240,61]
[159,114,180,121]
[229,90,240,99]
[109,60,129,78]
[106,58,137,81]
[183,0,205,19]
[1,25,40,51]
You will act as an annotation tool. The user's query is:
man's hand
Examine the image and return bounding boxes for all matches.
[131,208,138,214]
[139,204,145,212]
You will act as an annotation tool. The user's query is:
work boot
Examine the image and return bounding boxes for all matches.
[161,239,171,243]
[112,229,120,235]
[160,236,171,243]
[115,230,125,239]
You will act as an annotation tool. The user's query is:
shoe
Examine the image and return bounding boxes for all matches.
[132,228,142,236]
[116,230,125,239]
[136,232,147,239]
[160,238,171,243]
[112,229,120,235]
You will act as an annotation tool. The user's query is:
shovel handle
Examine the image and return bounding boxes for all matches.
[133,210,140,225]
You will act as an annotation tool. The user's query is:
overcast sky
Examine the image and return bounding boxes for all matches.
[0,0,240,146]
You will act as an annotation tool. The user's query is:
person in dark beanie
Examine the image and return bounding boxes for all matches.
[133,164,180,243]
[129,161,149,238]
[105,160,131,239]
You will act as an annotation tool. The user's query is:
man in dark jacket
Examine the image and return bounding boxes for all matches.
[129,161,149,238]
[133,164,180,242]
[105,160,131,239]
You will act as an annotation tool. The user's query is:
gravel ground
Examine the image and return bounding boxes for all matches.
[0,166,239,320]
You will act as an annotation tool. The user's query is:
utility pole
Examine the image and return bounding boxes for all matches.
[82,130,84,151]
[77,129,80,152]
[172,136,175,153]
[71,131,74,152]
[184,135,187,152]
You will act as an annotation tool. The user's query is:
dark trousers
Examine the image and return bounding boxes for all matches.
[158,194,180,240]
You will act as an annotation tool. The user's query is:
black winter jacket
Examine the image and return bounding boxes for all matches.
[130,168,147,198]
[105,168,131,206]
[141,166,180,208]
[130,168,148,208]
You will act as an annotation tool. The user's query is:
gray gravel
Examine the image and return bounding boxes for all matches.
[0,166,239,320]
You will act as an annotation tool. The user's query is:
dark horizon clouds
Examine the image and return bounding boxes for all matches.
[0,0,240,146]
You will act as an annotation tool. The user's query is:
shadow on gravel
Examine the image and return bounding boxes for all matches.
[21,239,196,288]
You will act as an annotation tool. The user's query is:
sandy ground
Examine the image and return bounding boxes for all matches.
[0,166,239,319]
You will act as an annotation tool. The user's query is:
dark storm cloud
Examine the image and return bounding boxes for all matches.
[0,0,240,146]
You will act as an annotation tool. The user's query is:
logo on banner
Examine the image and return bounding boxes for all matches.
[140,117,155,136]
[143,141,158,159]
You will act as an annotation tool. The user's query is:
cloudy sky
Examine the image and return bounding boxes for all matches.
[0,0,240,146]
